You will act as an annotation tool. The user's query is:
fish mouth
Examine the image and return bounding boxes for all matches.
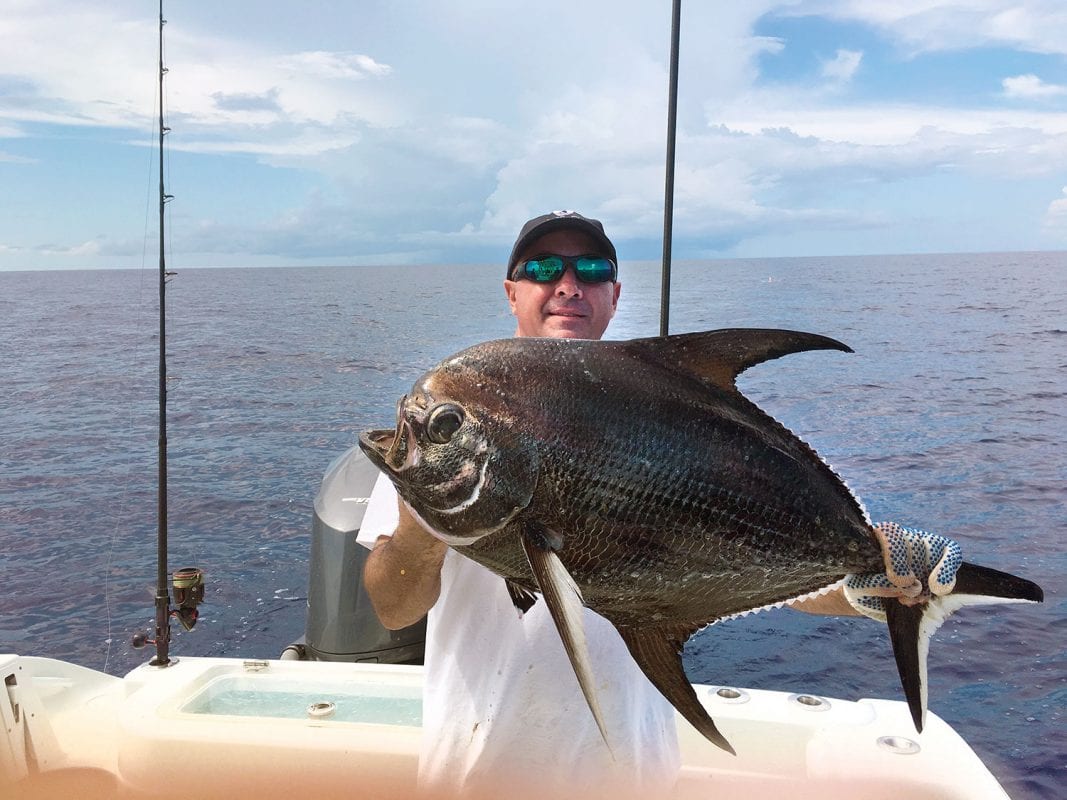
[358,395,420,473]
[358,427,397,466]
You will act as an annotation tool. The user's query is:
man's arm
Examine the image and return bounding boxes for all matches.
[363,500,448,630]
[792,522,964,619]
[790,588,860,616]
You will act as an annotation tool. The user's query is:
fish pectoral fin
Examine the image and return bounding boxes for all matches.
[503,578,538,614]
[519,529,613,757]
[615,625,735,755]
[884,561,1044,734]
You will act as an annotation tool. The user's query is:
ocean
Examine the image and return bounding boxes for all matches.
[0,252,1063,798]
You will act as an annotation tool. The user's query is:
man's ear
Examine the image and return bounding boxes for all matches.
[503,279,519,313]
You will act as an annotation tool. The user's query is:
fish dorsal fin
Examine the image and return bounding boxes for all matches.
[624,328,867,529]
[625,328,853,392]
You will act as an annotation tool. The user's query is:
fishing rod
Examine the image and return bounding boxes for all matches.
[134,0,204,667]
[659,0,681,337]
[150,0,172,668]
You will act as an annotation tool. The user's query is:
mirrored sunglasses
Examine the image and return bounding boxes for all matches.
[514,254,617,284]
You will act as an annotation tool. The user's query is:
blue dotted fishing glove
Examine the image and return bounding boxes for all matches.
[844,522,964,623]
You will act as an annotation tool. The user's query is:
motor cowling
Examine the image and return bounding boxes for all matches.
[302,445,426,663]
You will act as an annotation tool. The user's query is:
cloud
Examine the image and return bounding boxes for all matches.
[4,0,1067,269]
[0,5,401,148]
[0,117,28,139]
[787,0,1067,57]
[0,151,36,164]
[278,52,392,80]
[1044,186,1067,235]
[713,91,1067,146]
[169,127,362,159]
[820,49,863,83]
[210,89,284,114]
[1002,74,1067,99]
[33,240,101,257]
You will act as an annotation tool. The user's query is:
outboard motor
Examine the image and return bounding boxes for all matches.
[299,445,426,663]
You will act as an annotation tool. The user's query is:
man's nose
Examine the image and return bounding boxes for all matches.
[554,266,582,297]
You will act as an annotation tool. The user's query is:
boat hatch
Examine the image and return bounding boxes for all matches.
[179,674,422,726]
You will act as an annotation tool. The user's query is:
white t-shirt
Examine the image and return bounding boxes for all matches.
[361,473,680,800]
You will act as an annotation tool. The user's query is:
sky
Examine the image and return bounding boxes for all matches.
[1,0,1066,271]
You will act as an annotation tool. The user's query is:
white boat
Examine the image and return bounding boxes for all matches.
[0,5,1020,799]
[0,437,1019,798]
[0,437,1019,800]
[0,653,1011,800]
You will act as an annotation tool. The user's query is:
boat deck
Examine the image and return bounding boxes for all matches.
[1,654,1008,799]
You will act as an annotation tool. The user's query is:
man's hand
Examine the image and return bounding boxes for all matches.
[844,522,963,622]
[363,499,448,630]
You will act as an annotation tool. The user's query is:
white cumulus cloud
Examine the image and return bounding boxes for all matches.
[789,0,1067,56]
[821,49,863,82]
[278,52,392,80]
[1043,186,1067,235]
[1002,74,1067,99]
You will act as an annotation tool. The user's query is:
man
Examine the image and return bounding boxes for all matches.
[363,211,675,800]
[362,211,958,799]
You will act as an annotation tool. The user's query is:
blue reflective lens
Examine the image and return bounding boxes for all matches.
[519,255,616,283]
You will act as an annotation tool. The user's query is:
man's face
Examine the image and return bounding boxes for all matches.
[503,229,621,340]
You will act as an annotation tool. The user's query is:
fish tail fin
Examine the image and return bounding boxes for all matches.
[616,626,736,755]
[952,562,1045,604]
[886,561,1043,732]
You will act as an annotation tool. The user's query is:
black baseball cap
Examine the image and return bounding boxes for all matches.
[506,211,618,279]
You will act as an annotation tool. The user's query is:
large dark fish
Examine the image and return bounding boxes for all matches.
[358,329,1042,754]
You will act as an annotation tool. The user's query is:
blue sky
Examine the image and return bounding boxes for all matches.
[1,0,1065,270]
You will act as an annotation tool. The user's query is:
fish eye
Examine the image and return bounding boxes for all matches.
[426,404,465,444]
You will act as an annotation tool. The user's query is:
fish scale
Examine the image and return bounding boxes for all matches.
[519,407,878,622]
[360,328,1044,754]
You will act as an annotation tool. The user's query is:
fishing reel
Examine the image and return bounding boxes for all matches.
[131,567,206,649]
[171,567,206,630]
